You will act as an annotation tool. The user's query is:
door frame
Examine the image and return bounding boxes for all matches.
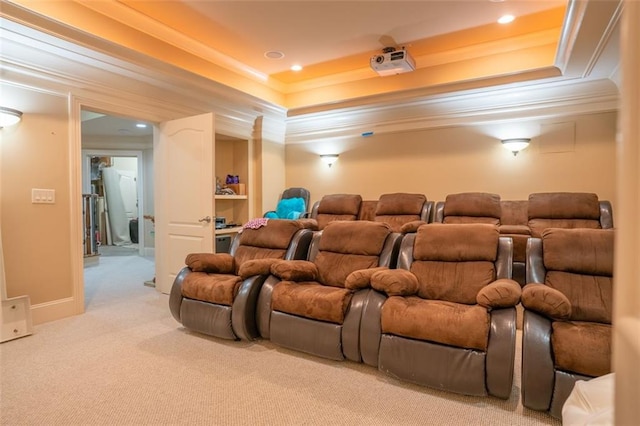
[81,149,145,255]
[70,96,164,314]
[70,96,258,315]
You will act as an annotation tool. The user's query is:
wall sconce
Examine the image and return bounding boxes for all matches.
[0,107,23,129]
[501,138,530,156]
[320,154,339,167]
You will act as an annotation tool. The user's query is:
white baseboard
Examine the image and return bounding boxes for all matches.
[31,297,80,325]
[143,247,155,258]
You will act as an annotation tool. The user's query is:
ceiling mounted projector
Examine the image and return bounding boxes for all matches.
[370,49,415,77]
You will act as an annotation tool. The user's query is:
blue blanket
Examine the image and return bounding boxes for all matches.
[265,197,306,219]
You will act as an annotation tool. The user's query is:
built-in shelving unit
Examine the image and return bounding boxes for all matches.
[214,226,243,236]
[213,133,251,252]
[215,195,248,200]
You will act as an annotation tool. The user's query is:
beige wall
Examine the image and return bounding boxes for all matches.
[1,87,72,305]
[285,112,617,211]
[259,140,286,215]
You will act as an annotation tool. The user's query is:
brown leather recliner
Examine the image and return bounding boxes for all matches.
[256,220,403,361]
[309,193,363,230]
[521,228,614,419]
[433,192,502,224]
[527,192,614,238]
[434,192,528,286]
[169,219,315,341]
[373,192,433,232]
[360,223,521,399]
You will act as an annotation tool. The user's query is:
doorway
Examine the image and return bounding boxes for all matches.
[80,109,156,304]
[82,152,143,255]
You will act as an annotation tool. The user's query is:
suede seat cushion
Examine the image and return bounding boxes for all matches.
[414,224,499,262]
[272,281,353,324]
[381,296,490,351]
[529,218,601,238]
[409,224,498,304]
[543,228,614,323]
[542,228,614,276]
[181,272,243,305]
[552,321,612,377]
[545,272,613,323]
[233,219,306,273]
[411,261,495,304]
[314,221,391,288]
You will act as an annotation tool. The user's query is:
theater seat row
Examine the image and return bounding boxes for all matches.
[169,218,614,419]
[310,191,614,285]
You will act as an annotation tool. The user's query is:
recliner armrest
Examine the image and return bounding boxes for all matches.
[370,269,418,296]
[345,267,388,290]
[522,283,571,320]
[185,252,235,273]
[399,220,427,234]
[477,279,521,309]
[270,259,318,281]
[238,258,281,279]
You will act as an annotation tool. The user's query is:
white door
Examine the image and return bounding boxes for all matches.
[154,113,215,294]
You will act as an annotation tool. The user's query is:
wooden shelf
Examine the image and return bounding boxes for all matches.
[215,226,242,235]
[215,195,247,200]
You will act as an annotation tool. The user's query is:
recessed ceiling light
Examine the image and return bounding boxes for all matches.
[498,14,515,24]
[291,64,303,72]
[136,123,147,128]
[265,50,285,59]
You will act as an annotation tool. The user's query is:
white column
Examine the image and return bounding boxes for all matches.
[614,1,640,423]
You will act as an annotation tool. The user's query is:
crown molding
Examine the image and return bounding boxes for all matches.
[555,0,623,78]
[0,1,620,147]
[1,15,287,139]
[284,78,619,144]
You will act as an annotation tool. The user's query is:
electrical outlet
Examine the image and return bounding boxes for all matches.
[31,188,55,204]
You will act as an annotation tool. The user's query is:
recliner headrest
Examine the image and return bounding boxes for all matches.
[528,192,600,220]
[375,193,426,215]
[443,192,501,218]
[319,220,391,255]
[413,223,499,262]
[542,228,614,275]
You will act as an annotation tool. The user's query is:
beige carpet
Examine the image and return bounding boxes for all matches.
[1,255,560,425]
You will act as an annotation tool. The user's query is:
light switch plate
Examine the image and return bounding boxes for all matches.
[32,188,55,204]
